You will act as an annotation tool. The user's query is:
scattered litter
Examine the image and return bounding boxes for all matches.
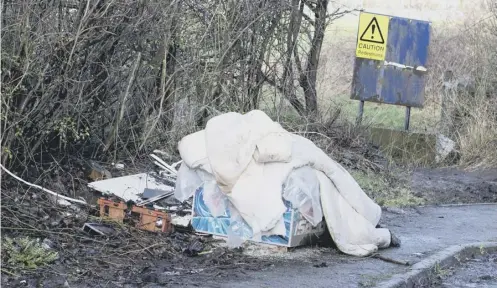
[88,172,174,203]
[114,163,125,169]
[41,238,55,250]
[183,239,204,257]
[83,110,396,259]
[436,134,456,163]
[83,223,116,236]
[53,197,72,207]
[171,214,191,228]
[189,268,204,274]
[163,271,181,276]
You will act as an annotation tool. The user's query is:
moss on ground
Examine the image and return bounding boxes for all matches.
[351,169,425,207]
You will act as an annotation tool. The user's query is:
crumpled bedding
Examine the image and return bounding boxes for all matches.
[176,110,392,256]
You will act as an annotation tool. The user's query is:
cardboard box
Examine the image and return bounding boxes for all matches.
[191,187,325,247]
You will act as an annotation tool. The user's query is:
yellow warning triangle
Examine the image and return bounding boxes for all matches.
[359,17,385,44]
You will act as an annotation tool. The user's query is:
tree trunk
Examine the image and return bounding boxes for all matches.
[301,0,328,119]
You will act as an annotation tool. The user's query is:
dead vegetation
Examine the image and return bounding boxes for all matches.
[429,4,497,169]
[0,0,357,176]
[0,184,270,285]
[1,1,497,285]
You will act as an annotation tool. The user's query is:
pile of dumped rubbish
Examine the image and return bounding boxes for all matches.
[83,110,398,257]
[1,110,399,261]
[86,152,192,234]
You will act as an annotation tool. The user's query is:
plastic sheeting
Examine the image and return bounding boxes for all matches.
[174,164,227,217]
[175,163,322,224]
[282,166,322,226]
[174,163,202,202]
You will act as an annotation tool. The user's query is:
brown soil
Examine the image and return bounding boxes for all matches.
[411,167,497,204]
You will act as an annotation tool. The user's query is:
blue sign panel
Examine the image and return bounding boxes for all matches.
[351,13,431,108]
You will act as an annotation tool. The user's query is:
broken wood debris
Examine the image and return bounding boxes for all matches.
[131,206,173,233]
[372,253,410,266]
[87,153,185,234]
[97,198,127,222]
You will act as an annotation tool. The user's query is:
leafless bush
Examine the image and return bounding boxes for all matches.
[1,0,353,177]
[1,0,181,169]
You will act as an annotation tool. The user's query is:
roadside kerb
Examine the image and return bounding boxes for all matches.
[377,241,497,288]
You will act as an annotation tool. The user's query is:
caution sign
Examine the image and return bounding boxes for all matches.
[356,12,390,61]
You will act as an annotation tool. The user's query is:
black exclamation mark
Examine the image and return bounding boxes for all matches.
[371,24,376,39]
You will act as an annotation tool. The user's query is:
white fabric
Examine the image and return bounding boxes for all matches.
[178,110,391,256]
[317,171,391,256]
[177,130,212,173]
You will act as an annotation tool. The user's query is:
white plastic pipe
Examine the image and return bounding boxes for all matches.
[0,164,88,205]
[150,154,177,175]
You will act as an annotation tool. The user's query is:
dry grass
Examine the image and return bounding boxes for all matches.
[457,99,497,169]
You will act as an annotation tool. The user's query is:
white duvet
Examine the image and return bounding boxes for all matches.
[177,110,391,256]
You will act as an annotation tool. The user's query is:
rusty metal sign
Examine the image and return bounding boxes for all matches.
[351,12,432,130]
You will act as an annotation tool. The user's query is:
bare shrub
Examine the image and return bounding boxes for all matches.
[433,2,497,169]
[1,1,354,179]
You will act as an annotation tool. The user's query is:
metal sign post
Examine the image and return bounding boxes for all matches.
[404,107,411,131]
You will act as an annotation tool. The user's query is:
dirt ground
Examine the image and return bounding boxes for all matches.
[411,167,497,204]
[1,163,496,287]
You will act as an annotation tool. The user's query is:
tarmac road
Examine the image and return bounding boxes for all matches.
[198,204,497,288]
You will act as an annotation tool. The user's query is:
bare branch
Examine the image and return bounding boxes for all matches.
[103,52,141,152]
